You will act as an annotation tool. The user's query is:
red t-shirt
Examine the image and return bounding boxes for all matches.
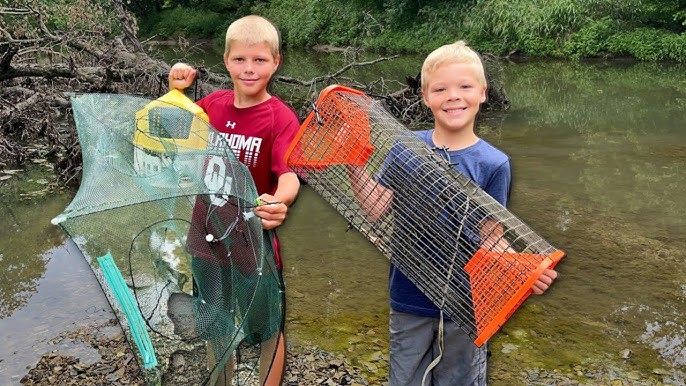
[197,90,299,195]
[186,90,299,270]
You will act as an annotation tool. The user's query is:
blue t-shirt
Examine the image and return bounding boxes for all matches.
[385,130,511,318]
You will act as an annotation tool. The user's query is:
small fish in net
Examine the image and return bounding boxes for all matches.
[285,85,565,347]
[52,90,286,385]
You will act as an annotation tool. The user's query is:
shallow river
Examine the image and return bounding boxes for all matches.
[1,56,685,385]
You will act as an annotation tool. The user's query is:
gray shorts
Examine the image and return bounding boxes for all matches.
[389,309,487,386]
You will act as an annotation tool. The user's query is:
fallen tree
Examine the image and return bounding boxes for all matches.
[0,0,508,187]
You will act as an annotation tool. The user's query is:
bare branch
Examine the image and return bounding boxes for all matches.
[275,55,399,86]
[0,7,33,15]
[110,0,143,52]
[0,46,18,72]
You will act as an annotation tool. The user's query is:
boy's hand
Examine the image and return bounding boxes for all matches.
[254,194,288,230]
[531,268,558,295]
[169,63,197,91]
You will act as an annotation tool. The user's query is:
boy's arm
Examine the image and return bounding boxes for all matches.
[168,63,197,91]
[348,165,393,223]
[479,219,515,253]
[480,161,558,295]
[478,219,558,295]
[254,172,300,230]
[271,171,300,207]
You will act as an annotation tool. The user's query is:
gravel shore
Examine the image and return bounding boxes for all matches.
[19,318,373,386]
[19,318,679,385]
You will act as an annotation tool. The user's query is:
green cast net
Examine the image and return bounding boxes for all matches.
[51,91,285,385]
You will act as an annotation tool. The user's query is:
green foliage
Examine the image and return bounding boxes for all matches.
[463,0,593,57]
[255,0,365,47]
[630,0,686,32]
[675,8,686,27]
[563,17,618,58]
[663,32,686,61]
[124,0,165,18]
[132,0,246,38]
[153,7,228,39]
[358,2,473,52]
[377,0,421,27]
[131,0,686,62]
[125,0,239,17]
[607,28,686,61]
[34,0,118,37]
[198,0,239,13]
[576,0,642,21]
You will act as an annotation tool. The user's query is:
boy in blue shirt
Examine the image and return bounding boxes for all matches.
[351,41,558,385]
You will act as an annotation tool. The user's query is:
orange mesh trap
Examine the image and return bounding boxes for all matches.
[287,86,375,169]
[285,85,564,346]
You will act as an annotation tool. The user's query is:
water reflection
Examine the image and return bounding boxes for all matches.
[487,60,686,383]
[0,239,115,385]
[0,169,70,318]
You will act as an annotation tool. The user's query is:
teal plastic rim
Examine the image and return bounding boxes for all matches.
[98,253,158,369]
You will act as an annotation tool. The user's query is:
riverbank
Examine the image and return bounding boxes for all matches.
[18,316,674,386]
[19,318,373,386]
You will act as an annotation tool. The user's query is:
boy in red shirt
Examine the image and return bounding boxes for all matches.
[169,15,299,386]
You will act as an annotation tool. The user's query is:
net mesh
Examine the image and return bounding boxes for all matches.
[286,85,565,346]
[52,91,285,385]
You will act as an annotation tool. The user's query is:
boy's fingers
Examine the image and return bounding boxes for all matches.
[540,272,553,285]
[254,202,287,230]
[261,202,286,214]
[255,209,286,222]
[530,269,559,295]
[531,279,548,295]
[169,65,197,85]
[544,268,559,280]
[259,217,283,230]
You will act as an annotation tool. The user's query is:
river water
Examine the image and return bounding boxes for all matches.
[1,52,684,385]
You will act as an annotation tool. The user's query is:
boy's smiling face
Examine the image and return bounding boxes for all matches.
[224,41,280,107]
[422,62,487,135]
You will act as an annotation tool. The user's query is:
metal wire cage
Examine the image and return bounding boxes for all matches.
[285,85,564,346]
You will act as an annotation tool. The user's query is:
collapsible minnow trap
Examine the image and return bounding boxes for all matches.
[285,85,565,346]
[52,91,285,385]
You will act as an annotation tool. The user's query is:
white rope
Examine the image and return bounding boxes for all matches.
[421,310,445,386]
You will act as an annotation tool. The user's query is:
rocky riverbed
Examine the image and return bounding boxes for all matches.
[18,316,678,386]
[18,318,374,386]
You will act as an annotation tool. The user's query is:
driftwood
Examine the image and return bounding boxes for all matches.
[0,0,508,187]
[0,1,177,184]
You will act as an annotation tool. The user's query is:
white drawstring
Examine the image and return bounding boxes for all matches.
[421,310,445,386]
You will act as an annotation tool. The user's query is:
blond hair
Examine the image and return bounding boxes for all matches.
[224,15,281,58]
[421,40,486,93]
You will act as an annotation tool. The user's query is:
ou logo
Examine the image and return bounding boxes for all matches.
[204,156,233,206]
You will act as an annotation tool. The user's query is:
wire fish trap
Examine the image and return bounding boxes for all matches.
[285,85,565,346]
[288,87,375,169]
[51,91,286,385]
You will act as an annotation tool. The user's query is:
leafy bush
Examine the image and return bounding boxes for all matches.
[152,7,228,39]
[663,33,686,61]
[563,17,618,58]
[132,0,686,62]
[607,28,674,61]
[256,0,365,48]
